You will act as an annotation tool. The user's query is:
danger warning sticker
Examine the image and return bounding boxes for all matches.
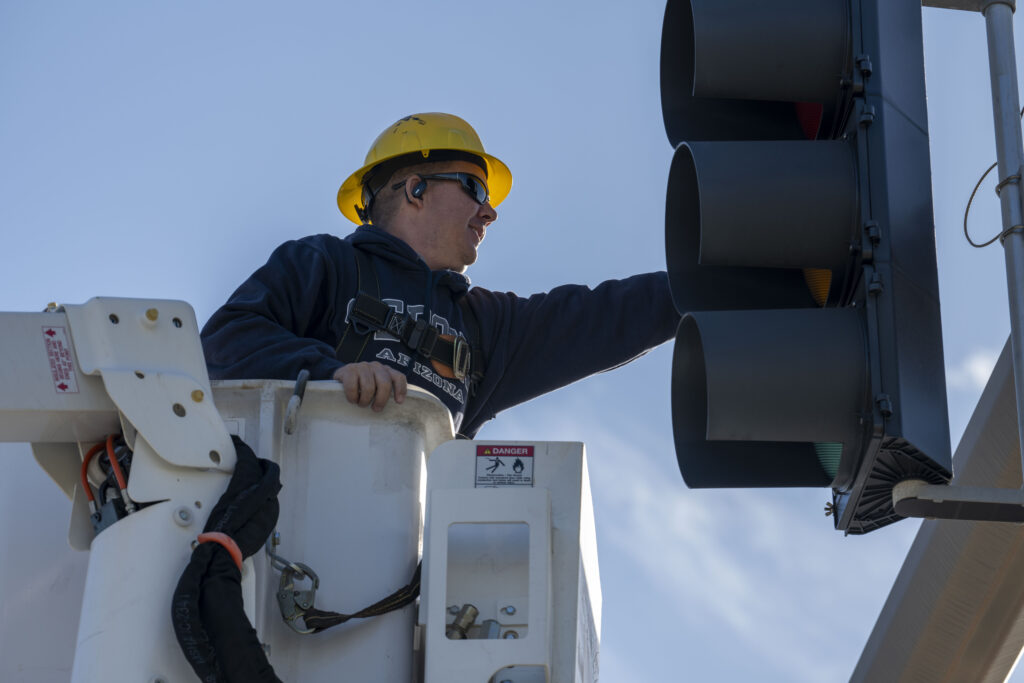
[475,445,534,488]
[43,326,79,394]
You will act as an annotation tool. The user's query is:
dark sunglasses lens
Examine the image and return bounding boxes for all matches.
[462,175,488,203]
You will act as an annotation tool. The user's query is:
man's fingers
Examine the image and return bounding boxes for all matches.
[369,365,408,411]
[335,366,359,405]
[355,364,379,407]
[390,368,407,405]
[334,362,406,411]
[333,362,370,405]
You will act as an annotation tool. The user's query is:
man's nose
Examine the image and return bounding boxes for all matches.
[479,201,497,226]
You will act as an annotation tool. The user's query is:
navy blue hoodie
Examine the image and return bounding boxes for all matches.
[201,227,679,437]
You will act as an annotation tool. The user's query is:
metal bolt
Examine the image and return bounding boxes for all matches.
[145,308,159,322]
[447,605,460,615]
[173,506,193,527]
[446,604,479,640]
[501,605,516,616]
[191,389,205,403]
[503,630,519,639]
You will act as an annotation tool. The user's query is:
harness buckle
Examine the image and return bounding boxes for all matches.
[407,319,439,357]
[350,292,392,336]
[452,337,470,381]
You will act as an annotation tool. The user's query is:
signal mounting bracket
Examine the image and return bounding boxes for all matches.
[893,480,1024,522]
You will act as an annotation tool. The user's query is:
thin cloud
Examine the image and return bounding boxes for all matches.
[947,348,999,391]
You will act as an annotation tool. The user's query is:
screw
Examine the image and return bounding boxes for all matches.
[145,308,159,322]
[503,630,519,639]
[501,605,516,615]
[447,605,460,615]
[191,389,205,403]
[173,506,193,527]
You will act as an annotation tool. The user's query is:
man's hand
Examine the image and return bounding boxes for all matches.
[333,362,407,412]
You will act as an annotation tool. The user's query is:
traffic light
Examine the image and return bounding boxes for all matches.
[662,0,952,533]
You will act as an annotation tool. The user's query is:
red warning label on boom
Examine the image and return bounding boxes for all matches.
[43,326,79,394]
[475,445,534,487]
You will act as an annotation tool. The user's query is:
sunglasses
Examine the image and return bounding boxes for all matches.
[393,172,490,205]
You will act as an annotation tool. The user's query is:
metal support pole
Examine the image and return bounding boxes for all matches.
[981,0,1024,483]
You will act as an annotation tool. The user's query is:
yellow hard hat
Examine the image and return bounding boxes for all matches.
[337,112,513,225]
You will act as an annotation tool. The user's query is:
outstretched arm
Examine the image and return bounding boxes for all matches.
[465,271,680,430]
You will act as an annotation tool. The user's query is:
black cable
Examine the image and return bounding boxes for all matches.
[963,106,1024,247]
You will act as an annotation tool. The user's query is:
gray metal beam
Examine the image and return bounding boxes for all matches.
[851,338,1024,682]
[923,1,1015,12]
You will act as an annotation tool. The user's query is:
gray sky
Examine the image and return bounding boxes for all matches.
[0,1,1018,680]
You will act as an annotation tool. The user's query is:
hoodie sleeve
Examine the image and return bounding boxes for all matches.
[201,239,348,381]
[463,271,680,431]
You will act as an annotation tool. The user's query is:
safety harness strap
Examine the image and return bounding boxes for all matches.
[336,249,484,385]
[301,562,422,633]
[334,249,379,364]
[456,296,485,393]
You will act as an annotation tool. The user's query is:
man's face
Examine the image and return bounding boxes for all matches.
[411,160,497,273]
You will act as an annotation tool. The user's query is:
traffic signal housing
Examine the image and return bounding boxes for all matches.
[662,0,952,534]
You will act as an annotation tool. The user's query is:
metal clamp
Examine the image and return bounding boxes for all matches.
[266,531,322,634]
[276,561,320,634]
[995,172,1021,196]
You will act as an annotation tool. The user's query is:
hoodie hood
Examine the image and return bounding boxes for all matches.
[347,225,471,296]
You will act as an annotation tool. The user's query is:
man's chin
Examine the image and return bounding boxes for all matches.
[459,250,479,273]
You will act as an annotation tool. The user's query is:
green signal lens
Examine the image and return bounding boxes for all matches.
[814,442,842,478]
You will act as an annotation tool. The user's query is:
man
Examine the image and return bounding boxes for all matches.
[201,113,679,437]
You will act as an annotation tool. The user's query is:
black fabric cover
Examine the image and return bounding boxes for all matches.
[171,435,283,683]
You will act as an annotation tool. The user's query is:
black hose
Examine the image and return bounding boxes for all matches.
[171,436,283,683]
